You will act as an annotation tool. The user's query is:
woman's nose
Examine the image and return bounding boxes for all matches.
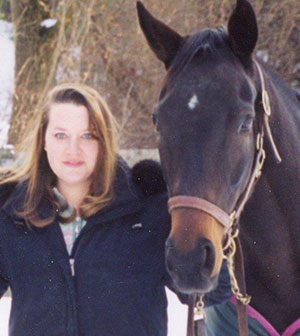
[66,138,81,155]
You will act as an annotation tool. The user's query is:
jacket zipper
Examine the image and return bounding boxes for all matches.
[69,258,75,276]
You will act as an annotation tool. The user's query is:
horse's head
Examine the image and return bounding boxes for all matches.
[137,0,260,293]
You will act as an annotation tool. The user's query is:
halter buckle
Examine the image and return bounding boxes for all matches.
[262,90,271,116]
[255,149,265,176]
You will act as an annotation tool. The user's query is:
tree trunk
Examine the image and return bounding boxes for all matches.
[8,0,59,145]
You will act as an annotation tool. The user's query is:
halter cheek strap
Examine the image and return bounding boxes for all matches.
[254,59,282,164]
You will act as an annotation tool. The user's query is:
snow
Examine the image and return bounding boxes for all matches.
[0,20,14,147]
[167,290,188,335]
[0,291,187,335]
[256,49,269,63]
[40,18,58,29]
[0,19,188,335]
[0,297,10,335]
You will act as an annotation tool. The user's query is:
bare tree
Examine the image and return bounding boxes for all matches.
[8,0,63,145]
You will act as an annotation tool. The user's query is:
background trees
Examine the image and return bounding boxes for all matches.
[8,0,61,144]
[3,0,300,148]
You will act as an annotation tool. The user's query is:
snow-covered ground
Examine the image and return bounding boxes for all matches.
[0,19,188,335]
[0,291,187,335]
[0,297,10,336]
[0,20,14,147]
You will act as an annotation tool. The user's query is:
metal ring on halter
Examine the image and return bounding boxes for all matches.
[194,295,206,321]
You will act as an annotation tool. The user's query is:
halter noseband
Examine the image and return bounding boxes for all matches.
[168,196,233,230]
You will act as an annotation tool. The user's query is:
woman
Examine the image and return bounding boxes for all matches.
[0,83,231,335]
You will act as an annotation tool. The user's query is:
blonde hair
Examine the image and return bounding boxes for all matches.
[0,83,119,227]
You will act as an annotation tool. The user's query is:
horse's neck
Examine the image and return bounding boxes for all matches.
[240,68,300,333]
[266,65,300,157]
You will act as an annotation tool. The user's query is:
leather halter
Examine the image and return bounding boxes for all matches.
[168,60,281,234]
[167,60,282,336]
[168,196,232,230]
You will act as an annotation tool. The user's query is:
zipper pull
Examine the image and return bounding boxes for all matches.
[70,258,75,276]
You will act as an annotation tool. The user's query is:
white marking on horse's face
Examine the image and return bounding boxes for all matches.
[188,94,199,110]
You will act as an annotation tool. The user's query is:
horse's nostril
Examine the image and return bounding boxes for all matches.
[166,238,216,277]
[165,237,217,293]
[203,241,215,273]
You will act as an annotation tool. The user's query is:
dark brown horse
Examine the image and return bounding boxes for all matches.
[137,0,300,334]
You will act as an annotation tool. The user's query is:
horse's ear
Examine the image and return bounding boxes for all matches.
[136,1,183,69]
[228,0,258,58]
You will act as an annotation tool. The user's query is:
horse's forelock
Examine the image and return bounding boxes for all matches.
[166,27,228,85]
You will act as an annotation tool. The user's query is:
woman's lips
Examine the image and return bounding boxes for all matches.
[63,161,84,167]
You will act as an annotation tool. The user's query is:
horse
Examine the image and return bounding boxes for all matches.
[137,0,300,334]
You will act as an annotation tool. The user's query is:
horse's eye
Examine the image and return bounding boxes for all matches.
[240,115,254,133]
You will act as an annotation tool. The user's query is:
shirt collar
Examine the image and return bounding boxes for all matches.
[53,187,75,219]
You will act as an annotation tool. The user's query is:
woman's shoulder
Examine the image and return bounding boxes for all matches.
[0,181,28,223]
[0,182,20,233]
[0,182,18,209]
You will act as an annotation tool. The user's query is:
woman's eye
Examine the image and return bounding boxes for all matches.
[82,132,94,140]
[54,133,66,139]
[240,116,254,133]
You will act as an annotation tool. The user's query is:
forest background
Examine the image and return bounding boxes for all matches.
[0,0,299,150]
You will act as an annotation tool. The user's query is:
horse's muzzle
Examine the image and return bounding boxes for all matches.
[165,208,225,293]
[165,236,218,293]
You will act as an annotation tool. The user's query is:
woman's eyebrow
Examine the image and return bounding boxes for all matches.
[52,127,91,132]
[53,127,67,131]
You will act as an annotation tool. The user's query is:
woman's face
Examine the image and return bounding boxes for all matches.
[44,102,99,190]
